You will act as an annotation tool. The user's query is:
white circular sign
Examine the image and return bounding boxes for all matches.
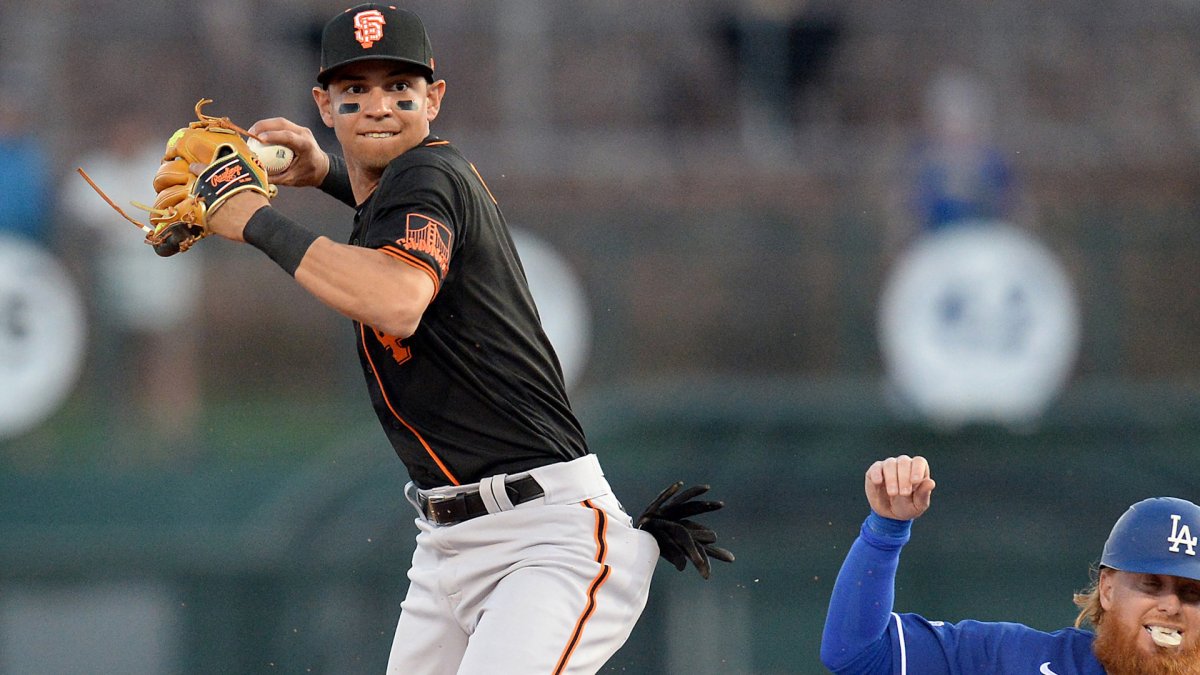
[0,235,87,438]
[511,229,591,391]
[879,222,1080,428]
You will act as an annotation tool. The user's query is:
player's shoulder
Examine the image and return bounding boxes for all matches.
[922,617,1091,639]
[390,136,466,171]
[898,616,1101,672]
[379,137,469,188]
[902,615,1096,650]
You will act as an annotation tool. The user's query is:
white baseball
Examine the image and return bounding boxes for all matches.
[246,137,295,174]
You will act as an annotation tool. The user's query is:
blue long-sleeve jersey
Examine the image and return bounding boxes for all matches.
[820,514,1106,674]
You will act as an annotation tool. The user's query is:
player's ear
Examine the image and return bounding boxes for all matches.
[313,87,335,128]
[1097,568,1116,611]
[425,79,446,123]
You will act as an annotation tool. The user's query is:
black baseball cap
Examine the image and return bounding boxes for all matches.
[317,4,435,86]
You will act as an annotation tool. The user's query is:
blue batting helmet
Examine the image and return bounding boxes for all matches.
[1101,497,1200,582]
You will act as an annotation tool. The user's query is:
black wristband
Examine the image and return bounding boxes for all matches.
[243,206,320,277]
[319,152,356,207]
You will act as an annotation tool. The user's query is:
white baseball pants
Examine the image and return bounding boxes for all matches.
[386,455,660,674]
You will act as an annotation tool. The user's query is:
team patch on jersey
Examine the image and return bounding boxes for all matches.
[374,327,411,366]
[398,214,452,278]
[353,9,386,48]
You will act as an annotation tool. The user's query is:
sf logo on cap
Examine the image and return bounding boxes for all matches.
[1168,514,1198,556]
[354,9,386,49]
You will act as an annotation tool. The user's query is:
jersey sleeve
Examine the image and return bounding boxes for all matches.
[318,152,356,208]
[821,513,914,674]
[363,162,460,292]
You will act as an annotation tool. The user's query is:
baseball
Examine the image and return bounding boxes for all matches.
[247,137,295,174]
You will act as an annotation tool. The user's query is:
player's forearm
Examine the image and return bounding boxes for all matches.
[820,514,912,673]
[242,207,432,336]
[294,237,433,337]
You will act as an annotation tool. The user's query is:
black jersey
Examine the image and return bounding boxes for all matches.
[347,137,587,488]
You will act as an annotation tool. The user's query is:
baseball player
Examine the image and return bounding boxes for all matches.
[821,455,1200,674]
[126,4,731,674]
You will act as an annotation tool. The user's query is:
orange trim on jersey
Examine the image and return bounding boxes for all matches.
[358,323,460,486]
[468,162,498,206]
[378,244,442,296]
[425,140,451,146]
[553,501,611,674]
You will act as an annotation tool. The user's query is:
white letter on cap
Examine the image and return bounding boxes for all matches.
[1168,514,1198,556]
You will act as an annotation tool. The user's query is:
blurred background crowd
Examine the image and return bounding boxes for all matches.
[2,1,1200,673]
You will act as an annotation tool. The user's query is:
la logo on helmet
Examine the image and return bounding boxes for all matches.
[354,9,386,49]
[1169,514,1198,556]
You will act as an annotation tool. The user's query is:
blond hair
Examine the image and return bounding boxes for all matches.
[1073,565,1105,629]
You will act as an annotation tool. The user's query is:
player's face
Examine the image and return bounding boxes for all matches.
[313,61,445,175]
[1094,569,1200,673]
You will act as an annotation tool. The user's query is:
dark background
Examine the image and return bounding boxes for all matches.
[2,1,1200,673]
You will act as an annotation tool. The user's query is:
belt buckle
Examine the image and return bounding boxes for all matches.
[424,491,470,524]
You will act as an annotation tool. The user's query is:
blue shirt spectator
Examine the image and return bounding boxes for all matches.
[0,103,53,244]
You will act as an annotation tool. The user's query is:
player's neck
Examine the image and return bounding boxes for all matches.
[347,164,384,205]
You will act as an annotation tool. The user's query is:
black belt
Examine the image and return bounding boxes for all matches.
[418,475,545,525]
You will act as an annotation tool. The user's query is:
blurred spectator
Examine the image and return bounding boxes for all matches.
[61,118,203,451]
[892,69,1024,247]
[0,97,53,246]
[717,0,843,159]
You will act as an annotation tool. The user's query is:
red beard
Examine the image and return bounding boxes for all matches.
[1093,618,1200,675]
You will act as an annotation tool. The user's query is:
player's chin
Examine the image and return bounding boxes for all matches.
[1096,620,1200,673]
[347,146,395,171]
[352,137,409,167]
